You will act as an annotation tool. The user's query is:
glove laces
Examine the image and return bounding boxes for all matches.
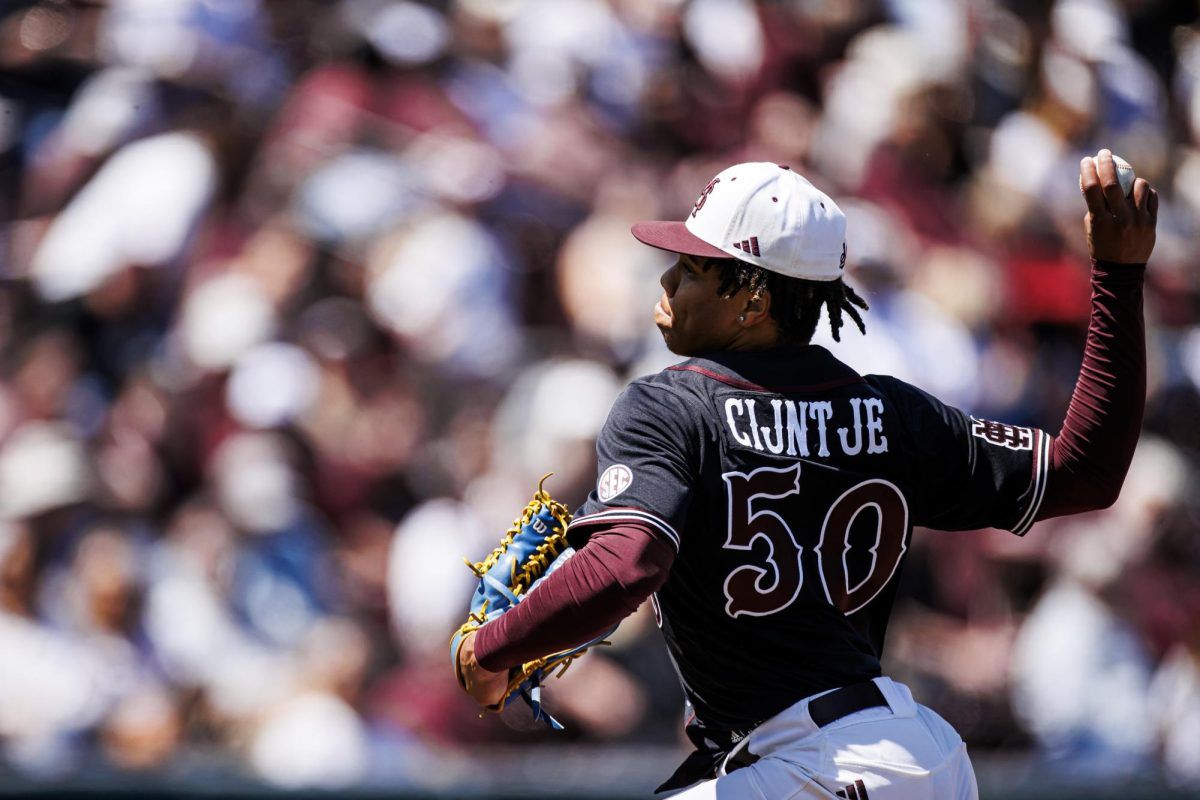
[462,474,571,627]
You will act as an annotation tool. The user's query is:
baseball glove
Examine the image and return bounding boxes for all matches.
[450,475,614,730]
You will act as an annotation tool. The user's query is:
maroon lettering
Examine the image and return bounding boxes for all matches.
[720,470,908,619]
[720,464,803,618]
[815,480,908,615]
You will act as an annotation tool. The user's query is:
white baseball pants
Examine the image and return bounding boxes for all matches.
[670,678,978,799]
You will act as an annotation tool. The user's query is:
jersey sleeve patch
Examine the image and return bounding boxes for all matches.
[568,507,681,552]
[597,464,633,502]
[969,417,1036,451]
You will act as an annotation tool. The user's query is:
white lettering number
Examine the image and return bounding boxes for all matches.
[725,398,752,447]
[808,401,833,458]
[761,399,785,454]
[785,400,809,457]
[745,400,765,450]
[724,396,887,458]
[837,398,864,456]
[865,398,888,454]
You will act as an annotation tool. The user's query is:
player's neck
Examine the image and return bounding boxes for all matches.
[723,323,787,353]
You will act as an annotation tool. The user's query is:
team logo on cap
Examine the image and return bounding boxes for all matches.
[597,464,633,501]
[691,177,721,218]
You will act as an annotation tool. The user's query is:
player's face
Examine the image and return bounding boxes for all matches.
[654,255,744,355]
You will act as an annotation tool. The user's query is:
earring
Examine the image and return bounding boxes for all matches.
[738,314,746,322]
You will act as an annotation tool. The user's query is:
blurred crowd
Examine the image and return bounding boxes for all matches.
[1,0,1199,791]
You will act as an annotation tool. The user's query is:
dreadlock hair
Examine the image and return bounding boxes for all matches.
[713,259,869,344]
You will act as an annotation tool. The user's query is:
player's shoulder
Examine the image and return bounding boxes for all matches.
[863,372,950,412]
[861,373,968,446]
[640,357,742,390]
[605,358,752,435]
[654,348,865,395]
[597,367,712,450]
[618,361,711,414]
[626,356,769,416]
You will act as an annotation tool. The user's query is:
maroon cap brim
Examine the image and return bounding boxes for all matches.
[631,221,730,259]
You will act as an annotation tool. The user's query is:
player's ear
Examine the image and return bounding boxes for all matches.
[739,286,771,325]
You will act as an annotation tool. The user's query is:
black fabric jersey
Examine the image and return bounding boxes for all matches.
[568,345,1049,735]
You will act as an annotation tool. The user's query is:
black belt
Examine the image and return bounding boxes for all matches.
[656,683,890,793]
[727,682,890,774]
[808,680,889,728]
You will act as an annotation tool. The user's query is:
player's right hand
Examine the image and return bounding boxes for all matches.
[1080,149,1157,264]
[456,629,510,708]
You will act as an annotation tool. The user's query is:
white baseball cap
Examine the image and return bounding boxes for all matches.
[632,162,848,282]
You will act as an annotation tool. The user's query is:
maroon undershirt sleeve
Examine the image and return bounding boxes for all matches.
[473,521,675,672]
[1036,258,1147,519]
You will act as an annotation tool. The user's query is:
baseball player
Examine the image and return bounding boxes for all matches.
[457,152,1155,798]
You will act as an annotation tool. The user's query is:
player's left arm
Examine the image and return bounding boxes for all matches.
[1035,151,1156,519]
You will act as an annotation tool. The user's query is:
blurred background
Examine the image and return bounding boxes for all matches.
[0,0,1199,797]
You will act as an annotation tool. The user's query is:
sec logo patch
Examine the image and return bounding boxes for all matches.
[597,464,633,502]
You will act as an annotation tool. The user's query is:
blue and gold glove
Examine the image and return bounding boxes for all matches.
[450,475,613,730]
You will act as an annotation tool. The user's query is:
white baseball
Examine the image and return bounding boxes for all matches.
[1080,153,1135,197]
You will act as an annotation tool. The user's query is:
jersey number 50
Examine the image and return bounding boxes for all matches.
[720,463,908,618]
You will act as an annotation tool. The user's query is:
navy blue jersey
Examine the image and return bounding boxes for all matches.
[568,346,1048,734]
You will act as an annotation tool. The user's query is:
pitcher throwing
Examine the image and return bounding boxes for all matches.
[456,152,1155,798]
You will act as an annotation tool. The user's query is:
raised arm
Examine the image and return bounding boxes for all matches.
[1036,150,1157,519]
